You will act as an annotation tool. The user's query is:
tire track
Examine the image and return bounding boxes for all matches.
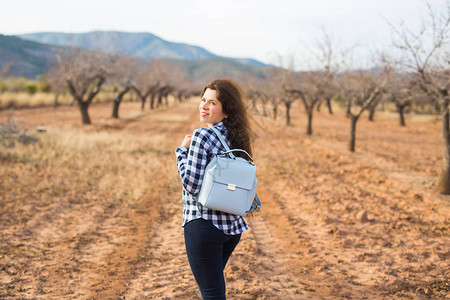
[1,99,202,298]
[84,100,202,298]
[123,212,200,299]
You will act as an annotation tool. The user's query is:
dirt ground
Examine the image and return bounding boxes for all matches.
[0,99,449,299]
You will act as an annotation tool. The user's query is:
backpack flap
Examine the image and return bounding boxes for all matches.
[212,156,256,190]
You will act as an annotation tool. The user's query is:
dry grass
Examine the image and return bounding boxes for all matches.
[0,92,138,110]
[1,125,172,210]
[0,101,191,298]
[0,92,70,109]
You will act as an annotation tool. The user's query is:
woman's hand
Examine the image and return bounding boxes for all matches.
[180,134,192,148]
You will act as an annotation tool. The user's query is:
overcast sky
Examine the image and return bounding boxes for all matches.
[0,0,445,65]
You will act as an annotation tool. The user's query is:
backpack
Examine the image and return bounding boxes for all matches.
[197,126,261,216]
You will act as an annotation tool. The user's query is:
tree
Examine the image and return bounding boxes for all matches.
[306,27,343,115]
[390,0,450,193]
[384,73,418,126]
[169,63,192,104]
[130,59,177,110]
[46,62,67,107]
[53,48,109,124]
[262,65,291,123]
[367,93,383,122]
[285,71,331,134]
[243,74,276,118]
[130,63,159,111]
[339,70,387,152]
[110,56,135,118]
[151,59,176,108]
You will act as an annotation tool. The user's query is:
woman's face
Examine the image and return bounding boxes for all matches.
[199,88,227,126]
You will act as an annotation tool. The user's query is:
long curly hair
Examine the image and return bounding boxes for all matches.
[202,78,254,158]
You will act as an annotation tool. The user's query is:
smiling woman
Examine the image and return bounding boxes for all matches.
[175,78,255,299]
[199,88,228,126]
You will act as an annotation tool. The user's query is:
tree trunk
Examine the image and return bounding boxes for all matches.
[368,105,375,121]
[307,109,313,135]
[157,92,163,108]
[150,93,156,109]
[263,105,268,117]
[141,97,146,111]
[345,101,351,118]
[67,76,104,125]
[53,93,60,108]
[112,86,130,118]
[78,101,91,124]
[349,115,358,152]
[285,102,291,126]
[112,99,120,119]
[273,106,277,120]
[398,105,406,126]
[437,103,450,194]
[326,98,333,114]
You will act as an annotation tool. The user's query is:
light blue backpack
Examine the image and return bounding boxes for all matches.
[197,126,261,216]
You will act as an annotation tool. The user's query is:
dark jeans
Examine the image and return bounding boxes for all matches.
[184,218,241,300]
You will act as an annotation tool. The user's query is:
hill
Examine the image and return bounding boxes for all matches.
[19,31,267,67]
[0,34,57,78]
[179,57,265,84]
[0,31,268,79]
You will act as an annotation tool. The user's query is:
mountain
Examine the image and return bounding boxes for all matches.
[0,31,268,80]
[179,57,266,85]
[0,34,57,78]
[19,31,267,67]
[19,31,215,61]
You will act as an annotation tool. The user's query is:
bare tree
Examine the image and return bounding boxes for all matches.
[251,90,271,117]
[390,0,450,193]
[285,71,333,134]
[170,64,192,104]
[262,66,290,123]
[156,85,173,108]
[242,75,263,112]
[339,70,387,151]
[53,48,109,124]
[367,91,384,122]
[130,63,159,111]
[311,28,342,114]
[110,56,136,118]
[384,73,419,126]
[150,59,176,108]
[45,64,67,107]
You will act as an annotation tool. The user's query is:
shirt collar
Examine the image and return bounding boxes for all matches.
[210,121,225,130]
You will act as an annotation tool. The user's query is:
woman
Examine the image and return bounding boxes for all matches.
[175,78,254,299]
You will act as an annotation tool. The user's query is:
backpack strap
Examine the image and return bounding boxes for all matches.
[210,126,254,162]
[247,194,261,214]
[210,125,261,214]
[209,126,235,158]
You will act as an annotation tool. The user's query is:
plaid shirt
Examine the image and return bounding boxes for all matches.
[175,121,248,235]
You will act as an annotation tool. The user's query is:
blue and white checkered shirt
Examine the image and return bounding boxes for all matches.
[175,121,249,235]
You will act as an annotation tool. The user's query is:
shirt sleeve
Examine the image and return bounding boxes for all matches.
[175,128,211,195]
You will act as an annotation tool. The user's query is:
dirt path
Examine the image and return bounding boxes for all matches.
[1,99,449,299]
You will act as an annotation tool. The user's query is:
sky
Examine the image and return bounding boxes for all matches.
[0,0,445,66]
